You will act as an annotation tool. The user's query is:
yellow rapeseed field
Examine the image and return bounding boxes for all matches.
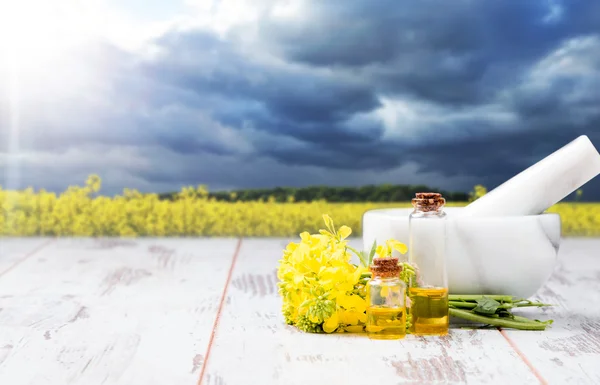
[0,175,598,237]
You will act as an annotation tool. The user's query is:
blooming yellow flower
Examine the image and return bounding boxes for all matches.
[276,215,371,333]
[0,174,590,238]
[375,240,408,259]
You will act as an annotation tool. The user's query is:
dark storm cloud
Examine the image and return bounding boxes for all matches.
[510,43,600,128]
[404,128,600,199]
[399,34,600,193]
[144,30,382,145]
[257,0,600,105]
[140,30,396,169]
[4,0,600,198]
[138,1,598,181]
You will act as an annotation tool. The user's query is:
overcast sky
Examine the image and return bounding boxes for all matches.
[1,0,600,198]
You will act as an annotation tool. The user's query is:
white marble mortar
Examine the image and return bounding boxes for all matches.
[362,207,561,298]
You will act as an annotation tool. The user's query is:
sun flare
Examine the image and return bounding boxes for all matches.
[0,0,103,76]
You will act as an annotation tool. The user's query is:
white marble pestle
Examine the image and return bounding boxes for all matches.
[462,135,600,217]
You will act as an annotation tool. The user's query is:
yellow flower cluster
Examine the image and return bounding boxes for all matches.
[277,215,369,333]
[276,215,408,333]
[546,203,600,237]
[0,174,598,237]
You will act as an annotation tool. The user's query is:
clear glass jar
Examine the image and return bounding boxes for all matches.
[408,192,449,336]
[366,257,406,340]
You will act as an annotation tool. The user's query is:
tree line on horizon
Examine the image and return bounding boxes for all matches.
[158,184,471,203]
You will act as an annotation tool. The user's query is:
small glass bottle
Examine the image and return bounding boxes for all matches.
[366,256,406,340]
[408,192,449,336]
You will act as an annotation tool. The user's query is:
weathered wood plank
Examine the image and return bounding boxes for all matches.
[201,238,539,385]
[502,238,600,385]
[0,238,239,385]
[0,238,53,277]
[1,237,597,384]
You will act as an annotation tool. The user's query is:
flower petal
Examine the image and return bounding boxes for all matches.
[388,240,408,255]
[300,232,311,242]
[322,214,334,232]
[345,325,365,333]
[338,225,352,240]
[319,229,334,238]
[323,311,339,333]
[375,245,385,258]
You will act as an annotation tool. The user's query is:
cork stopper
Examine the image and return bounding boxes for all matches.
[411,192,445,212]
[370,256,401,278]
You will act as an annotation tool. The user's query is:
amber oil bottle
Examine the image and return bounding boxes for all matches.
[408,192,449,336]
[366,256,406,340]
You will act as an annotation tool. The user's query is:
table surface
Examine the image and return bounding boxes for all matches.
[0,237,598,385]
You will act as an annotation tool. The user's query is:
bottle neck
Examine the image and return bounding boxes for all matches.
[412,205,445,215]
[372,275,399,280]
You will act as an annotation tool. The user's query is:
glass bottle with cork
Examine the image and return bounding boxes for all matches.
[408,192,449,336]
[366,256,406,340]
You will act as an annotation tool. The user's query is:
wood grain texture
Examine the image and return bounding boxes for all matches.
[200,238,539,385]
[0,238,239,385]
[502,238,600,385]
[1,237,598,385]
[0,238,53,277]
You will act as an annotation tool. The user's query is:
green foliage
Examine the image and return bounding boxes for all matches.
[448,295,553,330]
[160,184,470,203]
[472,297,501,315]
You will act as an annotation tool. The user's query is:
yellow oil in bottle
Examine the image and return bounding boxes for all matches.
[366,306,406,340]
[409,287,449,336]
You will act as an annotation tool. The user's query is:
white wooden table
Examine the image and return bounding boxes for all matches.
[0,238,598,385]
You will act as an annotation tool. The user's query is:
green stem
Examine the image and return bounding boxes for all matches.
[449,308,549,330]
[449,301,482,309]
[449,294,515,302]
[510,315,538,323]
[512,300,554,307]
[346,246,368,267]
[509,315,553,325]
[449,302,544,323]
[449,301,551,311]
[400,263,416,274]
[513,302,553,308]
